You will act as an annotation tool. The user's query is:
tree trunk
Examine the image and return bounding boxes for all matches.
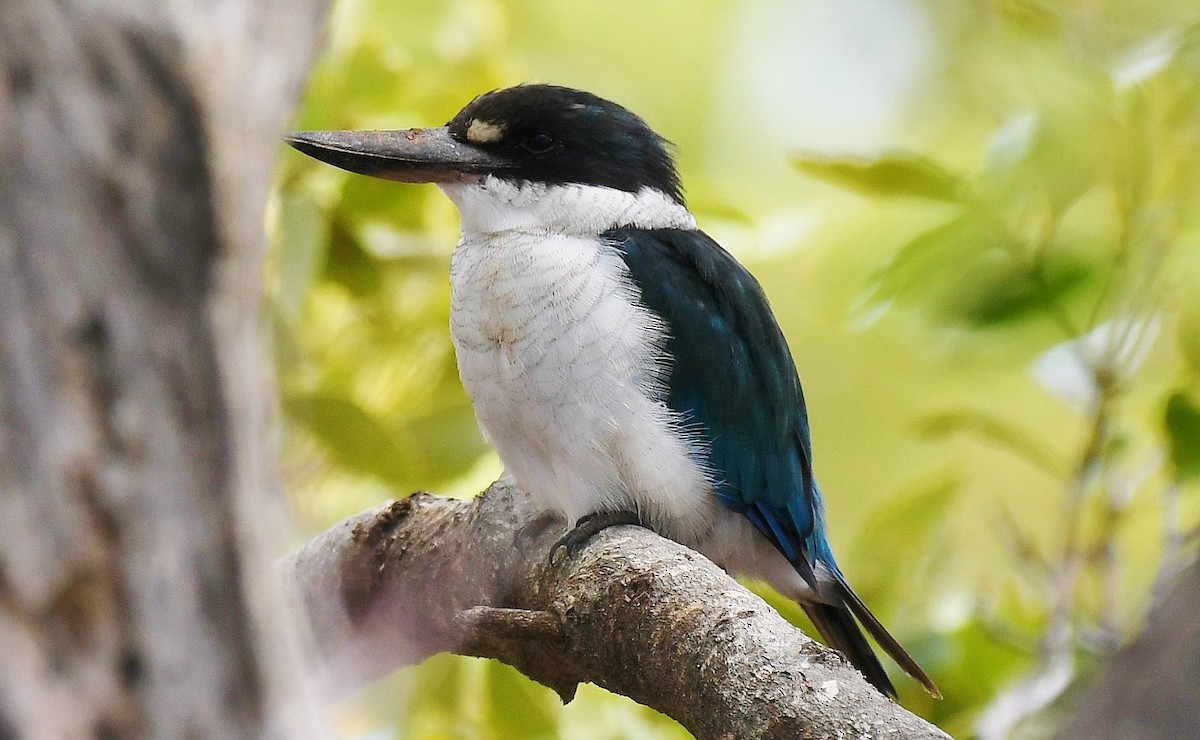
[0,1,324,735]
[1057,559,1200,740]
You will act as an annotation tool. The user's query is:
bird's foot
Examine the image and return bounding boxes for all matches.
[550,510,643,563]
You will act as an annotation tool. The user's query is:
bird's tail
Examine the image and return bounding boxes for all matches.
[801,573,940,699]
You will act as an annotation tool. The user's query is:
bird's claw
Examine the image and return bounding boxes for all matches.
[549,510,643,564]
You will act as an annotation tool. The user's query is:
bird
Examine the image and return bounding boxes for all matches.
[287,83,938,699]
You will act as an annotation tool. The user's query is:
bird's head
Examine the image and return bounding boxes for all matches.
[287,84,684,207]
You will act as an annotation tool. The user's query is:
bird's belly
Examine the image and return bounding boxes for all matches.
[449,231,714,538]
[696,508,820,601]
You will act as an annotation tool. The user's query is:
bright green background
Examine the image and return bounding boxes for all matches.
[270,1,1200,737]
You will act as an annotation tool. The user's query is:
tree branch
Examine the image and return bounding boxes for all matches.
[283,479,948,739]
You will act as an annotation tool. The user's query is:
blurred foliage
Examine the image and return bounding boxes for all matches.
[270,0,1200,737]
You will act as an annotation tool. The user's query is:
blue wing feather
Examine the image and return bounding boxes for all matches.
[607,226,827,582]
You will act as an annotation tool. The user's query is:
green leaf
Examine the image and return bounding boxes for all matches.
[792,151,964,202]
[1165,391,1200,480]
[999,0,1063,37]
[863,207,1094,331]
[864,214,1001,307]
[324,219,384,296]
[284,392,413,486]
[340,167,434,227]
[915,410,1064,476]
[400,402,489,475]
[938,255,1091,328]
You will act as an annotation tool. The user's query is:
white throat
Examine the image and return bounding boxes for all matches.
[439,175,696,236]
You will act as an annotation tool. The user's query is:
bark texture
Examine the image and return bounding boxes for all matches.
[284,480,950,739]
[1058,559,1200,740]
[0,1,324,736]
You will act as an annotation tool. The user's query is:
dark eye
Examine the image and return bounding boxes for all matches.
[521,132,557,155]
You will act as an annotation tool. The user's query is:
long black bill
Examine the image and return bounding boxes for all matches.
[284,127,515,183]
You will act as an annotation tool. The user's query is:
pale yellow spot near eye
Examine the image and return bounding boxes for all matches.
[466,119,505,144]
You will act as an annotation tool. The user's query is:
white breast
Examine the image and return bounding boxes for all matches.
[442,176,716,541]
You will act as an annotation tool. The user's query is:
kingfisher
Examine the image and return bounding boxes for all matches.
[287,84,938,698]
